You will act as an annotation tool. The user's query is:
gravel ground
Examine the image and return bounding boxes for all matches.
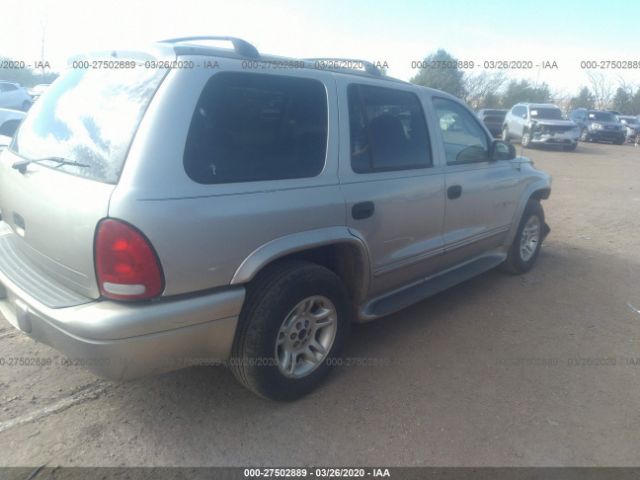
[1,142,639,467]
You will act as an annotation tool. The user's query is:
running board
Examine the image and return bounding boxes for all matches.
[358,254,506,321]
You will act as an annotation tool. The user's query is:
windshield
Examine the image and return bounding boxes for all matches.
[530,108,563,120]
[10,66,166,184]
[588,112,616,122]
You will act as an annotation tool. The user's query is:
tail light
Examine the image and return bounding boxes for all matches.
[95,219,164,301]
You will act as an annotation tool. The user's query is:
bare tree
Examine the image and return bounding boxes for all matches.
[551,88,573,113]
[462,71,507,110]
[586,71,614,110]
[616,76,637,96]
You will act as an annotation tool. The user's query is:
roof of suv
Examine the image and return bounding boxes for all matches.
[156,36,411,85]
[73,36,466,102]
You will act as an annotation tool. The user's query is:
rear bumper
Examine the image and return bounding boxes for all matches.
[0,268,244,380]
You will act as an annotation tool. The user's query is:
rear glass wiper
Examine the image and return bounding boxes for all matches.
[12,156,90,173]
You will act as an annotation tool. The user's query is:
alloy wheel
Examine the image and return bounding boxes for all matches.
[275,296,338,379]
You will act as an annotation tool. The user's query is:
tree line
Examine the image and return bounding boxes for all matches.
[411,49,640,114]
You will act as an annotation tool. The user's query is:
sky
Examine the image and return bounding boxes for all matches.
[2,0,640,96]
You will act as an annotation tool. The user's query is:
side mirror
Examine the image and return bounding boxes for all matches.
[521,113,527,119]
[490,140,516,161]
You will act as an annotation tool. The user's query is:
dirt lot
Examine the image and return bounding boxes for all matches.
[1,142,640,467]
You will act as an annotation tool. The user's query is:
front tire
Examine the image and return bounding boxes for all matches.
[500,200,547,274]
[521,130,532,148]
[230,260,351,401]
[580,128,590,142]
[563,143,577,152]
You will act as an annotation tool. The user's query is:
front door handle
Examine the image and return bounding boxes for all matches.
[447,185,462,199]
[352,201,375,220]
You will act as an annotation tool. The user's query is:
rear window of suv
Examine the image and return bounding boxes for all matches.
[183,72,328,184]
[10,66,166,184]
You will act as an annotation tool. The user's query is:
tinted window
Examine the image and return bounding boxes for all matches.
[482,110,506,120]
[348,84,431,173]
[184,73,327,184]
[512,106,526,116]
[432,97,489,165]
[11,67,166,184]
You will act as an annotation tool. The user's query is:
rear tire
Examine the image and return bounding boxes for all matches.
[230,260,351,401]
[614,138,625,145]
[500,200,546,274]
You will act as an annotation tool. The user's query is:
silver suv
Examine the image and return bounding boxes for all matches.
[503,103,579,151]
[0,37,551,400]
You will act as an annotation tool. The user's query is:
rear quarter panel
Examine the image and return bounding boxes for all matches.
[108,61,346,296]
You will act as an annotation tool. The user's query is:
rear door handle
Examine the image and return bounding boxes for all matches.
[352,201,375,220]
[447,185,462,199]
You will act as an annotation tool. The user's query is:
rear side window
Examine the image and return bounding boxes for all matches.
[10,67,166,184]
[184,72,327,184]
[348,84,431,173]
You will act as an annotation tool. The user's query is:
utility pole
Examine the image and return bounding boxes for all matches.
[40,19,46,78]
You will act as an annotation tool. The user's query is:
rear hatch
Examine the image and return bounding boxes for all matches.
[0,64,166,306]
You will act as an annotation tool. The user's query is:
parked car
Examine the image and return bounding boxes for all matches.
[569,108,626,144]
[27,84,50,102]
[0,37,552,400]
[502,103,579,151]
[617,115,640,143]
[0,107,25,137]
[477,109,507,137]
[0,82,32,111]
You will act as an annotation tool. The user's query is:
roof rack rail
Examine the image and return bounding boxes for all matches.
[159,36,260,59]
[303,58,382,77]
